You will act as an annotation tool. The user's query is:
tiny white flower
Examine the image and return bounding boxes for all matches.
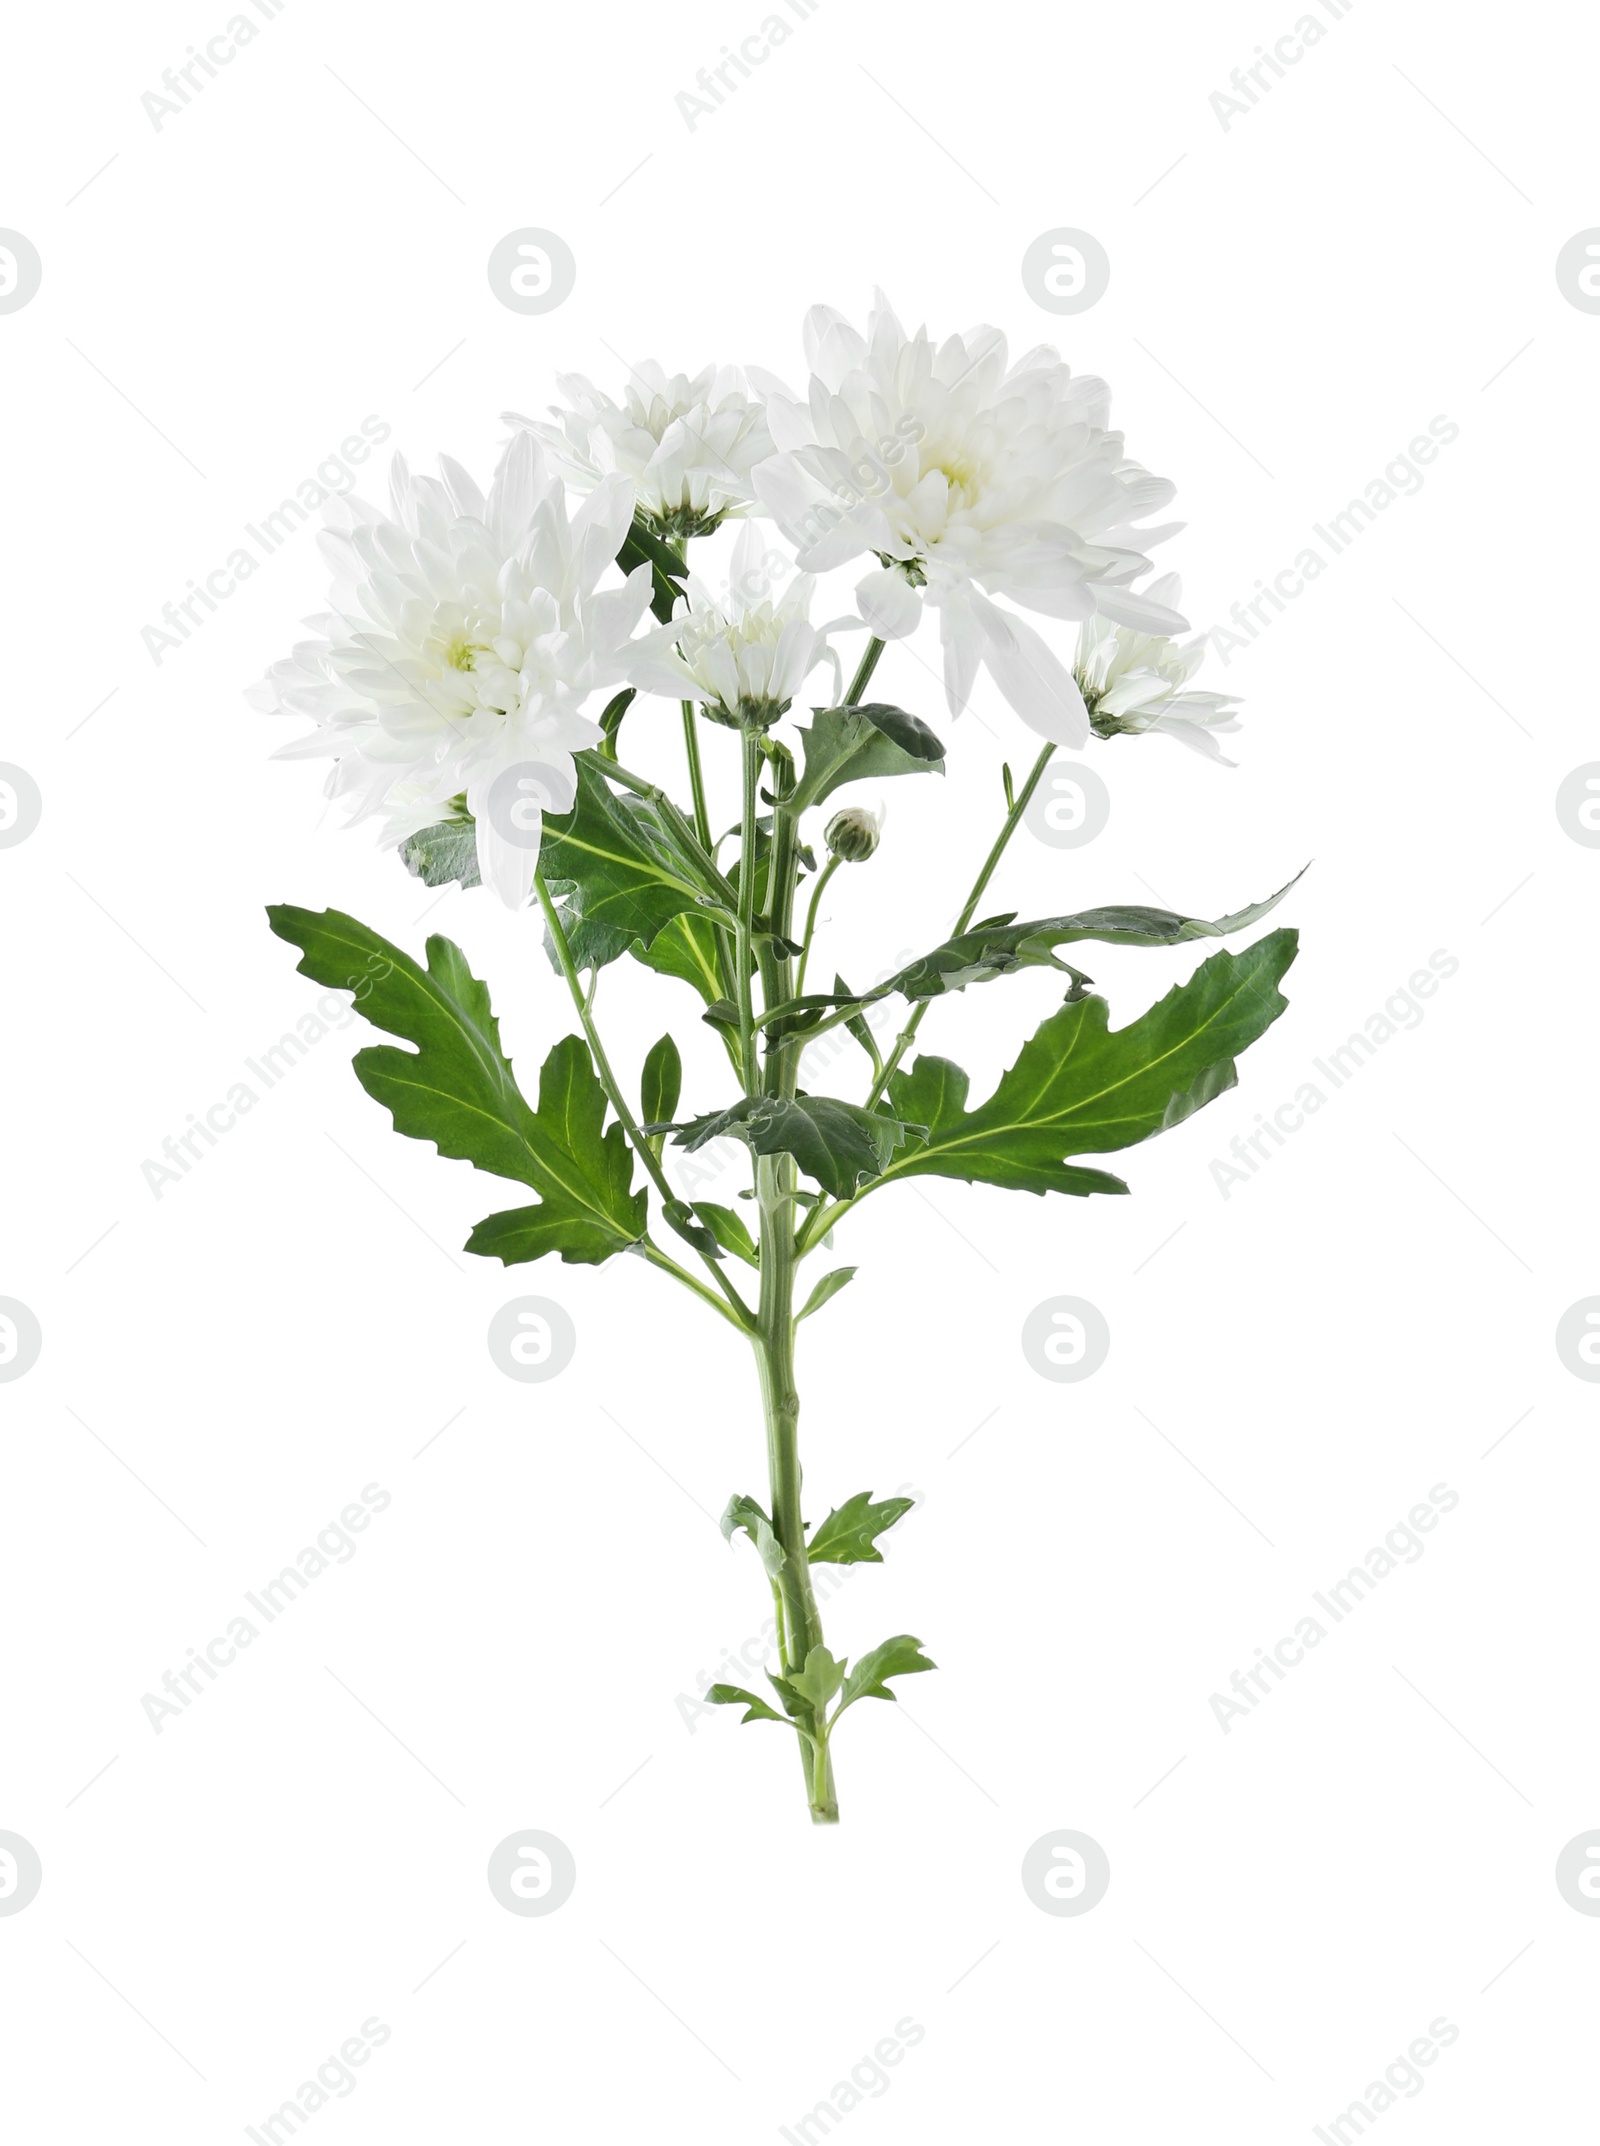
[628,522,842,728]
[247,435,651,907]
[508,362,774,542]
[1076,576,1242,765]
[752,292,1184,749]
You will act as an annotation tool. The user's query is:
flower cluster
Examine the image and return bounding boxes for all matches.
[508,361,772,541]
[253,298,1244,902]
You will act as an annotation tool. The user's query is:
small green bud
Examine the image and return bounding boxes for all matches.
[824,805,882,863]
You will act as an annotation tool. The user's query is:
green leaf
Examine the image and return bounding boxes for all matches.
[641,1033,682,1127]
[540,754,736,972]
[838,1635,936,1712]
[797,1266,857,1321]
[807,1491,914,1565]
[691,1201,759,1266]
[789,702,946,813]
[672,1093,909,1200]
[615,515,688,624]
[721,1492,786,1579]
[706,1683,789,1726]
[633,909,728,1008]
[881,871,1306,1003]
[834,973,883,1076]
[662,1197,723,1261]
[400,810,481,891]
[265,906,647,1266]
[876,930,1298,1200]
[783,1645,847,1715]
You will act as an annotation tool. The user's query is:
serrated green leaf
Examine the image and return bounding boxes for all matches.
[796,1266,857,1321]
[692,1201,759,1266]
[706,1683,789,1726]
[399,812,481,890]
[807,1491,915,1565]
[672,1093,908,1200]
[874,930,1298,1201]
[265,906,646,1265]
[838,1634,936,1712]
[789,702,946,814]
[882,871,1305,1002]
[721,1492,786,1579]
[641,1033,682,1127]
[540,754,736,972]
[783,1645,847,1715]
[633,909,728,1007]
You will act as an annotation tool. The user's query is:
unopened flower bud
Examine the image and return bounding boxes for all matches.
[824,805,882,863]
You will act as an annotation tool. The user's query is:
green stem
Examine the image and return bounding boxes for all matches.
[843,636,886,706]
[753,1151,837,1822]
[533,865,754,1330]
[680,700,712,850]
[640,1240,748,1329]
[584,750,729,894]
[744,732,838,1819]
[794,853,841,1000]
[865,738,1057,1109]
[735,731,762,1096]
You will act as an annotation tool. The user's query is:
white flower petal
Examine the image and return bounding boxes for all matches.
[972,595,1089,747]
[854,567,923,641]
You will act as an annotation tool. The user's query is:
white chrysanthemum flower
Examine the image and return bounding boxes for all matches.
[628,522,842,728]
[507,362,774,542]
[752,291,1184,748]
[247,434,650,907]
[1076,576,1242,765]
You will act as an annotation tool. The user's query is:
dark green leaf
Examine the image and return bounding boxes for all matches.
[838,1635,936,1711]
[540,755,736,972]
[615,516,688,624]
[633,910,728,1008]
[641,1033,682,1127]
[876,930,1298,1200]
[706,1683,789,1727]
[796,1266,857,1321]
[692,1202,759,1266]
[881,871,1305,1003]
[672,1093,909,1200]
[662,1197,723,1260]
[807,1491,914,1565]
[265,907,646,1264]
[789,702,946,813]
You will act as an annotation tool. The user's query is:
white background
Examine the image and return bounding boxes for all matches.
[3,0,1597,2138]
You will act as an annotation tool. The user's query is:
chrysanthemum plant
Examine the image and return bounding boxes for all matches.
[257,299,1299,1823]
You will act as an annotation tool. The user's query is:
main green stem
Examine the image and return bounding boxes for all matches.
[744,728,838,1821]
[865,737,1057,1109]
